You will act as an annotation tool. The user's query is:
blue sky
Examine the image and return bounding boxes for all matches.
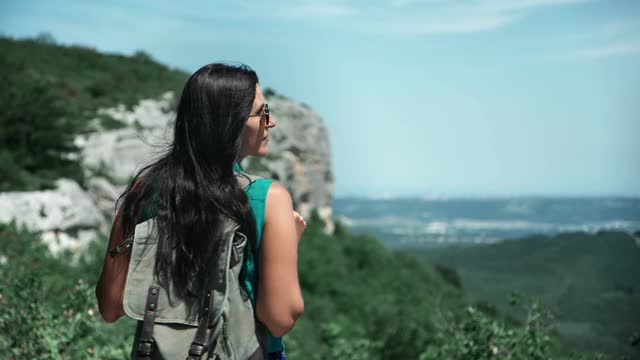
[2,0,639,197]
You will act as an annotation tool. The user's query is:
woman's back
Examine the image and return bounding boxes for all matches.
[95,63,304,359]
[133,164,287,354]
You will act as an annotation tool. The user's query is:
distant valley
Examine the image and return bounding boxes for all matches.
[334,197,640,357]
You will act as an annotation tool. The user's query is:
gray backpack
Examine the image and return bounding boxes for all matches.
[119,174,268,359]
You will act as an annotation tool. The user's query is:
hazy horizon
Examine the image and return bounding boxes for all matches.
[334,192,640,200]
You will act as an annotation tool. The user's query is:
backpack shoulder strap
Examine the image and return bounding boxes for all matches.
[187,289,215,359]
[235,172,263,190]
[136,286,160,359]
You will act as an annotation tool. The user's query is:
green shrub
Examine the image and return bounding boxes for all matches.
[421,300,555,360]
[434,263,462,289]
[0,59,85,191]
[0,222,135,359]
[97,113,127,130]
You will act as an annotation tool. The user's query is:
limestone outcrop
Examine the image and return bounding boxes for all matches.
[242,93,334,233]
[0,178,105,254]
[3,90,334,254]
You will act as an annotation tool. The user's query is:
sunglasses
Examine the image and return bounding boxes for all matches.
[248,103,270,126]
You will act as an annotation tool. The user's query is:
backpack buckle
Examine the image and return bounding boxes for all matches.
[137,339,154,356]
[188,342,205,357]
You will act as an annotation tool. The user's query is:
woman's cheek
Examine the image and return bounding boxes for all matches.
[259,140,269,156]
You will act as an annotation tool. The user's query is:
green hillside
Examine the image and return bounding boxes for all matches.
[0,35,187,115]
[0,218,457,358]
[411,231,640,358]
[0,35,188,191]
[2,216,594,359]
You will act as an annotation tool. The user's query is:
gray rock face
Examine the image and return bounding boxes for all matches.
[80,90,335,233]
[86,177,126,220]
[242,94,334,233]
[0,178,104,254]
[77,92,174,184]
[3,90,334,255]
[0,178,105,232]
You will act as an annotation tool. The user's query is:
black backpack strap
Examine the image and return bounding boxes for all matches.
[136,286,160,359]
[187,290,215,360]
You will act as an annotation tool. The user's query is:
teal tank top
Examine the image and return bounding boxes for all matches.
[232,161,284,352]
[138,163,284,352]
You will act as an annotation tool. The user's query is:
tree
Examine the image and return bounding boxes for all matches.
[0,59,85,191]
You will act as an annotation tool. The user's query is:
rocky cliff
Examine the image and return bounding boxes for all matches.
[242,92,334,233]
[0,91,334,254]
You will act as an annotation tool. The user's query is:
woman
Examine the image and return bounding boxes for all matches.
[95,63,305,359]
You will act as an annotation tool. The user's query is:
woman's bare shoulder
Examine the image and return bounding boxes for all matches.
[264,181,294,220]
[266,181,291,198]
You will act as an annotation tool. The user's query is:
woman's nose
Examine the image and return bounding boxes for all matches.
[267,115,276,128]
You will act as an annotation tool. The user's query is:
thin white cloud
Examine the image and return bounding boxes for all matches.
[390,0,448,7]
[361,12,517,35]
[148,0,588,29]
[360,0,592,35]
[553,41,640,61]
[210,0,358,20]
[43,0,592,36]
[282,2,356,19]
[576,19,640,40]
[391,0,588,10]
[541,18,640,62]
[475,0,590,12]
[597,19,640,37]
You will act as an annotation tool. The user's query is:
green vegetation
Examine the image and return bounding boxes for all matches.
[263,87,278,98]
[287,215,461,358]
[96,114,127,131]
[0,221,135,359]
[0,61,85,191]
[0,216,604,359]
[0,35,188,191]
[411,231,640,358]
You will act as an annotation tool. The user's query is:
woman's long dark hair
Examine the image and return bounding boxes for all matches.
[116,63,259,312]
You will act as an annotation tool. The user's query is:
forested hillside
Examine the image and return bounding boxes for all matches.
[412,230,640,358]
[0,35,187,191]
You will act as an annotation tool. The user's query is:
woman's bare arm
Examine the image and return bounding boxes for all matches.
[95,204,130,323]
[95,178,143,323]
[255,182,305,337]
